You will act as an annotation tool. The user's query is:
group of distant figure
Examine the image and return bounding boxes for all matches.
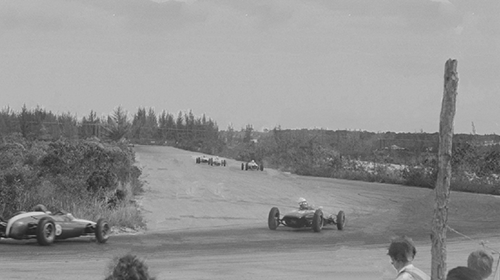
[388,235,495,280]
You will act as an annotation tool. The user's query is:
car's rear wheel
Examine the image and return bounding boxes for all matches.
[260,163,264,171]
[312,209,324,232]
[95,218,111,243]
[245,163,249,170]
[336,211,346,230]
[96,218,110,243]
[37,217,56,246]
[268,207,280,230]
[196,157,200,164]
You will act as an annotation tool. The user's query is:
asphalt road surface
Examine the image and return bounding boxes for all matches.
[2,145,500,280]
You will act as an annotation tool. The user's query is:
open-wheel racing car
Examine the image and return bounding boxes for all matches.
[210,156,227,167]
[195,155,210,164]
[241,160,264,171]
[0,205,110,246]
[268,205,345,232]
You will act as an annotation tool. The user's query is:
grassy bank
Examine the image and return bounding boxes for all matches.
[0,135,146,230]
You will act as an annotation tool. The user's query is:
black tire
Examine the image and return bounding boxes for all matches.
[268,207,280,230]
[223,160,226,167]
[241,163,244,170]
[37,217,56,246]
[336,211,346,230]
[196,157,200,164]
[260,163,264,171]
[96,218,110,243]
[245,163,249,170]
[312,209,324,232]
[209,158,213,165]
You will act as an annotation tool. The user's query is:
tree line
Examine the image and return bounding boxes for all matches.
[2,105,500,194]
[0,106,221,155]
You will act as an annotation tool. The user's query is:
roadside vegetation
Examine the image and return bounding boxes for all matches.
[220,127,500,195]
[0,107,146,230]
[1,105,499,232]
[0,133,144,229]
[0,105,221,230]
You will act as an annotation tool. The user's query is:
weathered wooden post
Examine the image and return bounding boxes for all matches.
[431,59,459,280]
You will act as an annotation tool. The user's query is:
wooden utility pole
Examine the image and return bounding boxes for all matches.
[431,59,459,280]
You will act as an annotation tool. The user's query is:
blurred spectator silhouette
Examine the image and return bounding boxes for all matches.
[446,266,482,280]
[105,254,156,280]
[467,250,494,280]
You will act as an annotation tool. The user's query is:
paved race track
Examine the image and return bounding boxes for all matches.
[1,145,500,280]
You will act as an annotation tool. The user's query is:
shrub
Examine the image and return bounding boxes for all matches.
[0,137,144,228]
[401,166,436,189]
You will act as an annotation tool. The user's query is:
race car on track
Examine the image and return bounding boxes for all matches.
[267,204,345,232]
[195,155,210,164]
[210,156,227,167]
[0,205,110,246]
[241,160,264,171]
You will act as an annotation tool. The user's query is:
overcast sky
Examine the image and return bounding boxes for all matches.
[1,0,499,133]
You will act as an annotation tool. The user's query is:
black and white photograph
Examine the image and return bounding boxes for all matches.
[1,1,499,279]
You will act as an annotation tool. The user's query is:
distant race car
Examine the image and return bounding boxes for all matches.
[241,160,264,171]
[0,206,110,246]
[195,155,210,164]
[210,156,227,167]
[267,206,345,232]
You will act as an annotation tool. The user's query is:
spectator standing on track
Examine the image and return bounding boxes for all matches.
[446,266,482,280]
[387,236,430,280]
[467,249,494,280]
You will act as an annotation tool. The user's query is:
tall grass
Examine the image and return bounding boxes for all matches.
[7,178,146,230]
[0,136,146,230]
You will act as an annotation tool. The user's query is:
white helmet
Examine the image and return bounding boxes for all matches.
[297,197,309,209]
[297,197,307,204]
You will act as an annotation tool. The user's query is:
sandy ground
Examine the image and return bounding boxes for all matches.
[1,145,500,280]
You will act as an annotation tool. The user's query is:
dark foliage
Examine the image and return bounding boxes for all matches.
[0,135,139,217]
[220,127,500,194]
[105,254,156,280]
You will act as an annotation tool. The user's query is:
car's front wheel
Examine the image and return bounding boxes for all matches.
[37,217,56,246]
[268,207,280,230]
[96,218,110,243]
[312,209,324,232]
[336,211,346,230]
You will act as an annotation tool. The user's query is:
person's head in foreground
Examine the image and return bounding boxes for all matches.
[467,249,494,279]
[388,236,417,270]
[105,253,156,280]
[446,266,482,280]
[387,236,430,280]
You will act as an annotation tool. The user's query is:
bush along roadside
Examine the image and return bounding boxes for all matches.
[0,134,146,231]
